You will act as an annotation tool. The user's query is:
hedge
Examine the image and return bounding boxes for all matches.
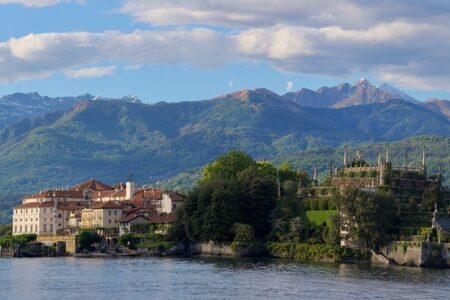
[267,242,369,262]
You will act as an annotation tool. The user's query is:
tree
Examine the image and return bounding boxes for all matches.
[77,230,101,251]
[335,188,397,249]
[176,151,277,243]
[232,223,255,242]
[201,151,255,184]
[279,163,297,182]
[237,165,277,239]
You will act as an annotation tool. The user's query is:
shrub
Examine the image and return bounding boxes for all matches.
[368,170,377,177]
[76,230,101,251]
[310,199,319,210]
[319,198,329,210]
[267,242,369,262]
[348,172,355,178]
[328,198,337,210]
[232,223,255,242]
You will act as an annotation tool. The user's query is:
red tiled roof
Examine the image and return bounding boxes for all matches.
[142,188,162,200]
[90,201,126,209]
[166,192,185,202]
[70,179,112,192]
[58,201,86,211]
[25,190,84,200]
[15,201,55,209]
[14,200,86,210]
[149,212,176,224]
[119,214,149,223]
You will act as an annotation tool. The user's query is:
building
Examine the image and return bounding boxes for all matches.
[80,201,128,235]
[12,177,184,238]
[119,214,150,235]
[156,192,185,214]
[13,199,85,236]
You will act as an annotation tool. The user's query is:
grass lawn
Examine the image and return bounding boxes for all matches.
[305,210,338,227]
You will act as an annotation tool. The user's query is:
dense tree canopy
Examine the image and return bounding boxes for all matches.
[175,151,278,242]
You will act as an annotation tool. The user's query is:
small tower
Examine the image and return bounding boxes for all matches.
[377,148,382,167]
[422,146,427,175]
[379,161,384,186]
[313,163,318,186]
[385,143,390,164]
[343,146,348,167]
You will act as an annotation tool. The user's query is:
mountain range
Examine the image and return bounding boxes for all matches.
[1,79,450,222]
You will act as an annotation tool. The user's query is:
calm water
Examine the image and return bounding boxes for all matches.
[0,257,449,300]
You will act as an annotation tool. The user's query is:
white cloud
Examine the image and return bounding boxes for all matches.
[286,81,293,91]
[0,0,83,7]
[119,0,450,29]
[66,65,116,79]
[1,9,450,91]
[0,29,232,83]
[229,80,234,87]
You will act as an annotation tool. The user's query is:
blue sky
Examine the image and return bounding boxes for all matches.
[1,0,450,102]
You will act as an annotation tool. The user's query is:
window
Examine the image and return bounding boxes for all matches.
[14,226,17,233]
[109,210,111,216]
[49,224,53,232]
[35,225,38,232]
[58,213,62,218]
[114,210,117,216]
[19,225,22,233]
[44,208,46,213]
[109,220,111,224]
[43,224,47,232]
[50,208,53,213]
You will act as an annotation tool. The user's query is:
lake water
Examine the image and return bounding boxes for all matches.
[0,257,449,299]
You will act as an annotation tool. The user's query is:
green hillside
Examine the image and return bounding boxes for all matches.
[1,89,450,223]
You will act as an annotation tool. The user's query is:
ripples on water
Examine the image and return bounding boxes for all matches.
[0,256,449,300]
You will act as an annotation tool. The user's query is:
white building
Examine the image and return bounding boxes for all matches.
[156,193,185,214]
[13,199,85,236]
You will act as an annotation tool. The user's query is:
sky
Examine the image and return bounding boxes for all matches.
[1,0,450,102]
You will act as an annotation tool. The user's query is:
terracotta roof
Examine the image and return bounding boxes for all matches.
[90,201,126,209]
[15,201,55,209]
[14,200,86,210]
[142,188,162,200]
[166,192,185,202]
[71,179,112,192]
[149,212,176,224]
[120,213,149,223]
[25,190,84,200]
[58,201,86,211]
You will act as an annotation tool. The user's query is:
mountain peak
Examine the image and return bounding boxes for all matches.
[356,78,370,86]
[219,88,280,102]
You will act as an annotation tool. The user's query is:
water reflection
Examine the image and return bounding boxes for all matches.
[0,257,450,300]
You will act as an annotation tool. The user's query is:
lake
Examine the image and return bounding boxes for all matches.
[0,257,449,299]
